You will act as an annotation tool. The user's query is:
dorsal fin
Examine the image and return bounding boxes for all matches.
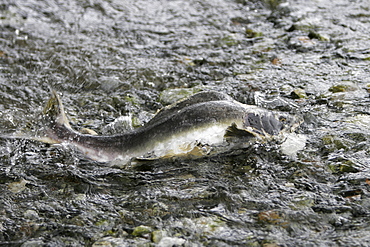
[147,91,234,126]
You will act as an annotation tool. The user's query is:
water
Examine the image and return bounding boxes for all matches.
[1,0,370,246]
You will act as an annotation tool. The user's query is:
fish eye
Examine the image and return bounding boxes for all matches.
[279,116,287,122]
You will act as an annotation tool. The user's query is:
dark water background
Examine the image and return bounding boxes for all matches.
[1,0,370,246]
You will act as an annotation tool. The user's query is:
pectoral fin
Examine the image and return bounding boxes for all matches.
[224,123,255,141]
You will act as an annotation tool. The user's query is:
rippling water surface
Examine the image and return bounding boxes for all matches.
[1,0,370,246]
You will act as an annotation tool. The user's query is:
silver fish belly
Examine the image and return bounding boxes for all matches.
[42,91,298,164]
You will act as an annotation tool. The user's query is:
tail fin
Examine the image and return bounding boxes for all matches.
[43,90,72,130]
[38,90,74,144]
[2,91,76,144]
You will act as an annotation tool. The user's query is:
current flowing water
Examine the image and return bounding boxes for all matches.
[1,0,370,246]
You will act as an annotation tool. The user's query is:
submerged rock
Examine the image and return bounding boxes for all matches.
[132,225,152,237]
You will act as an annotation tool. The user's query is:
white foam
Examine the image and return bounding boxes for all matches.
[280,133,307,156]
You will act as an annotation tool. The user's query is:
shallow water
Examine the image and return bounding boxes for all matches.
[1,0,370,246]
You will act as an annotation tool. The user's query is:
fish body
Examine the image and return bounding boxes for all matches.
[43,91,298,164]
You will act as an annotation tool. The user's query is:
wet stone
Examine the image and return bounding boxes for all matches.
[23,209,39,220]
[92,237,129,247]
[21,240,45,247]
[132,225,153,237]
[2,0,370,246]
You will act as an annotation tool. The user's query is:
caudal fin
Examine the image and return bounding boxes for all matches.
[2,91,76,144]
[38,90,75,144]
[43,90,72,130]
